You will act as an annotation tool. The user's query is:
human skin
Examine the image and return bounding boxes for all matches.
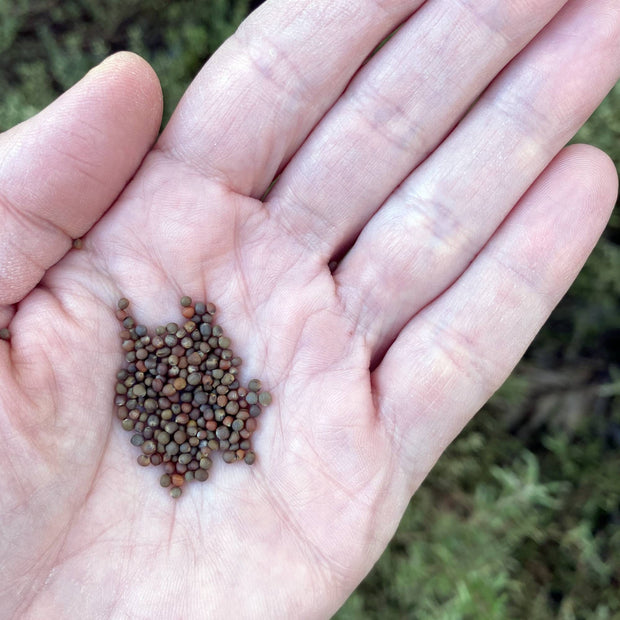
[0,0,618,618]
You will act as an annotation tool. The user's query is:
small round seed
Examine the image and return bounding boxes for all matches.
[180,296,192,307]
[244,450,256,465]
[142,440,156,455]
[160,474,171,487]
[222,450,236,463]
[194,469,209,482]
[137,454,151,466]
[248,379,262,392]
[171,473,184,487]
[259,391,272,406]
[118,298,129,310]
[130,434,144,447]
[170,487,182,498]
[215,426,230,440]
[121,418,135,431]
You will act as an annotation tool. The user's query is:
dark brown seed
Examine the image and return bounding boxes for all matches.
[245,418,258,433]
[259,391,272,406]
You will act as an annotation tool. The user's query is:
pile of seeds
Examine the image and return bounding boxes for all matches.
[114,296,271,498]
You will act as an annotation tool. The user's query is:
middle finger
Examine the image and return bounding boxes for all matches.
[266,0,568,256]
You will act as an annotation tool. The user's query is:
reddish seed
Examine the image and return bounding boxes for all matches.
[171,474,184,487]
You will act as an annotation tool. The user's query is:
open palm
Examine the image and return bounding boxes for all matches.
[2,1,619,618]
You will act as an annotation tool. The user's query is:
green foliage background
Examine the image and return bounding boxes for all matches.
[1,2,618,618]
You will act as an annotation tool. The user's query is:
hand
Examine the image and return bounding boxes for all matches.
[1,1,618,617]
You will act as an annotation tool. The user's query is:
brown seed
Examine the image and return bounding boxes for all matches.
[182,307,195,319]
[175,413,190,425]
[173,429,187,444]
[194,469,209,482]
[162,384,177,397]
[180,296,192,307]
[244,450,256,465]
[248,379,262,392]
[259,391,272,406]
[187,372,201,386]
[171,474,185,487]
[173,377,187,391]
[118,298,129,310]
[150,454,163,466]
[121,418,134,431]
[222,451,236,463]
[170,487,182,498]
[142,440,156,455]
[160,474,171,487]
[132,384,147,398]
[137,454,151,466]
[245,418,258,433]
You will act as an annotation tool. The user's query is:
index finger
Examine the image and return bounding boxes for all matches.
[156,0,424,197]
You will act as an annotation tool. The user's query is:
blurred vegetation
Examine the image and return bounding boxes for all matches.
[1,1,618,618]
